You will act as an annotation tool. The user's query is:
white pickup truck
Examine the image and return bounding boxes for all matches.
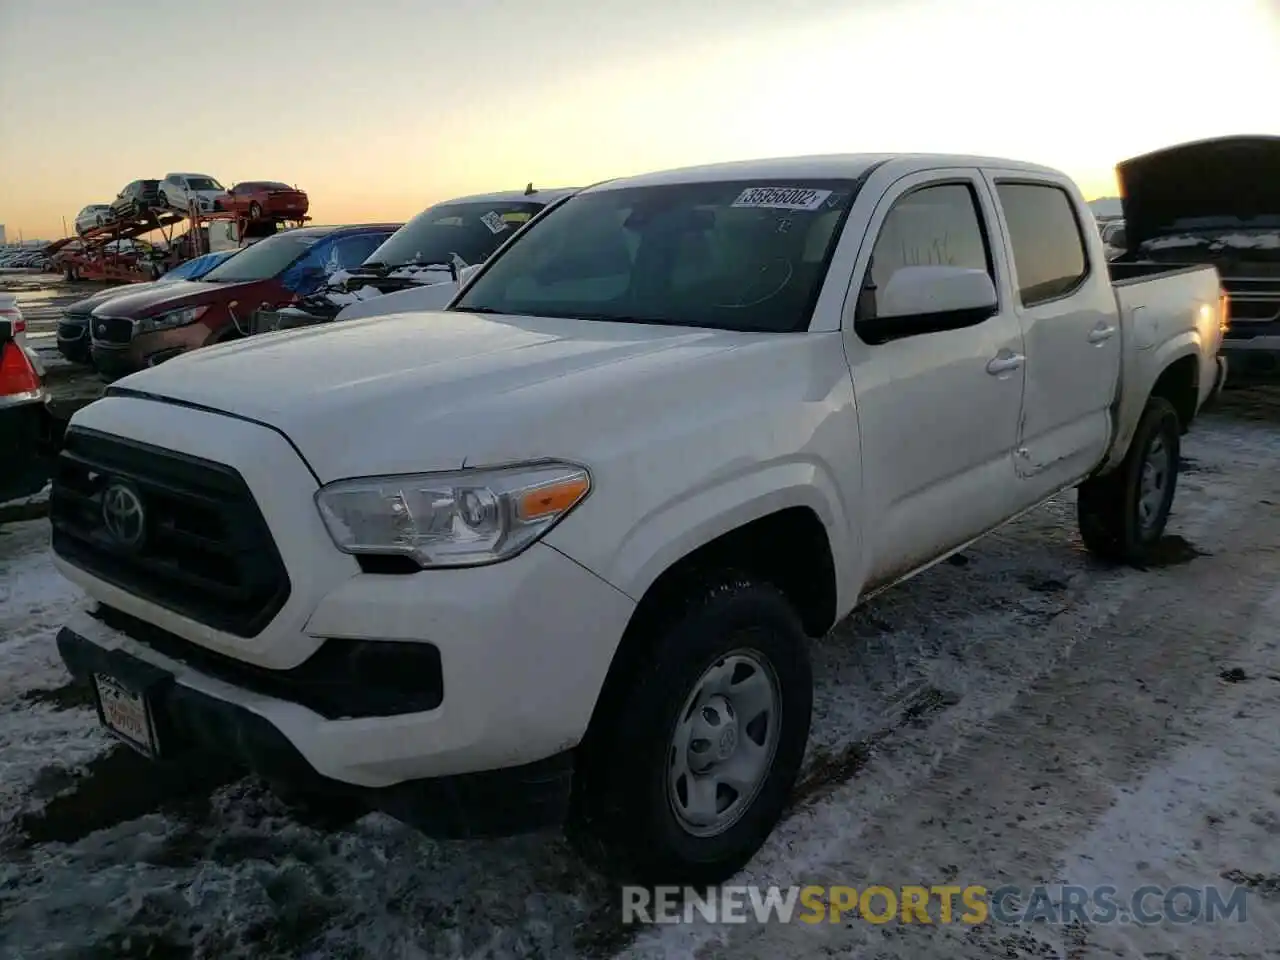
[50,152,1227,885]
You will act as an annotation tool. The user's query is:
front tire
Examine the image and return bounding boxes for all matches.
[568,577,812,885]
[248,201,263,220]
[1077,396,1181,565]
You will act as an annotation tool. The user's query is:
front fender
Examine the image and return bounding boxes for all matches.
[547,456,862,616]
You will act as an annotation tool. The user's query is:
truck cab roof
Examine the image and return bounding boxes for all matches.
[587,153,1067,191]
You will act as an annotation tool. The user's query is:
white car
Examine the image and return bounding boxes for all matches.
[1100,219,1127,260]
[49,152,1226,885]
[74,205,115,235]
[308,186,575,322]
[159,173,228,214]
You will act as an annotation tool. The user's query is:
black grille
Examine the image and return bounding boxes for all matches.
[50,427,291,637]
[92,316,134,344]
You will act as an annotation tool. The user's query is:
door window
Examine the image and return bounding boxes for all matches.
[995,182,1089,306]
[855,182,993,332]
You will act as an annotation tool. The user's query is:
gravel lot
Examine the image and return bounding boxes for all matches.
[1,271,1277,958]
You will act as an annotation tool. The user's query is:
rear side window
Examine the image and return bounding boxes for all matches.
[996,183,1089,306]
[857,182,992,323]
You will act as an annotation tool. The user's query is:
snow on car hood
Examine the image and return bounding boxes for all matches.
[335,277,461,321]
[1117,135,1280,250]
[103,310,756,482]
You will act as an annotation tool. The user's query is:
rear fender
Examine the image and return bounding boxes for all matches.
[1099,330,1202,473]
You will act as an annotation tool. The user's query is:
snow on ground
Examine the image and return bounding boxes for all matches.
[0,387,1278,959]
[1143,232,1280,252]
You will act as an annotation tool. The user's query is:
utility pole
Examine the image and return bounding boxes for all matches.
[62,216,69,238]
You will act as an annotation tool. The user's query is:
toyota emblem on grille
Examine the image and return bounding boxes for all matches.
[102,482,146,548]
[96,323,106,335]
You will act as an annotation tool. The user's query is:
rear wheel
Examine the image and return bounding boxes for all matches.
[1077,396,1181,565]
[568,577,812,885]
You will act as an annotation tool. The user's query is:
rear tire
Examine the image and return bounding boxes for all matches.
[1077,396,1181,565]
[568,577,812,886]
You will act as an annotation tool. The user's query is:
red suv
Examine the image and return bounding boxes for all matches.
[89,223,398,377]
[222,182,310,221]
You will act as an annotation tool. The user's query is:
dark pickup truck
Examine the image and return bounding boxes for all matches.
[1111,135,1280,379]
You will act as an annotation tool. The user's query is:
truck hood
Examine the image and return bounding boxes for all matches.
[1118,135,1280,249]
[105,310,754,482]
[90,279,264,318]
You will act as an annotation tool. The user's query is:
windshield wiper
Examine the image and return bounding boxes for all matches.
[451,305,504,315]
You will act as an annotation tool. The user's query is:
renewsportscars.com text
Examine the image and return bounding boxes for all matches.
[622,884,1251,925]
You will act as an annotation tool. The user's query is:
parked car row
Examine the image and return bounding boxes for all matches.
[73,173,310,235]
[0,248,53,270]
[60,183,575,377]
[86,223,398,375]
[56,250,238,365]
[46,147,1231,887]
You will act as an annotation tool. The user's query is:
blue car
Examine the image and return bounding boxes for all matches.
[56,249,238,365]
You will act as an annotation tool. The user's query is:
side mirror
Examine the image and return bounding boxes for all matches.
[859,266,998,345]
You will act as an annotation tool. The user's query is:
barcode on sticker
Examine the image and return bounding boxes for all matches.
[732,187,832,211]
[480,211,508,234]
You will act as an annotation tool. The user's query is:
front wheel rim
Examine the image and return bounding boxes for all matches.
[667,648,782,838]
[1138,433,1172,533]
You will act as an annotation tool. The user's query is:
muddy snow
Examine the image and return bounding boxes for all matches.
[1,387,1278,959]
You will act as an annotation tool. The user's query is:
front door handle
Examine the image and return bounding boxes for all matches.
[1088,323,1117,344]
[986,352,1025,375]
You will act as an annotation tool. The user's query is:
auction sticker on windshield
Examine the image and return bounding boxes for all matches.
[732,187,833,211]
[480,211,509,234]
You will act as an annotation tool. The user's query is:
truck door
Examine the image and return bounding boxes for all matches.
[983,174,1122,505]
[842,169,1027,586]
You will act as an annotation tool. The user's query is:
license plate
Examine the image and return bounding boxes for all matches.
[94,673,158,757]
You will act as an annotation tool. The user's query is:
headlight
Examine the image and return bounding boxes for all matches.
[136,305,208,335]
[315,461,591,568]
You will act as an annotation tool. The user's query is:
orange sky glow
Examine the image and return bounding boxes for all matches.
[2,0,1278,242]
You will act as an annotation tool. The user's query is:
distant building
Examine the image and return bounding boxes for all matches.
[0,225,6,245]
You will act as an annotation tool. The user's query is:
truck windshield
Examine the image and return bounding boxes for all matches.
[364,200,546,270]
[201,231,323,283]
[188,177,224,191]
[451,180,858,332]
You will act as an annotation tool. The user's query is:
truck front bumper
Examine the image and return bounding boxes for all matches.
[57,617,575,837]
[1220,335,1280,380]
[54,538,635,837]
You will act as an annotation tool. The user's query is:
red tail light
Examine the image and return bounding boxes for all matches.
[0,341,41,396]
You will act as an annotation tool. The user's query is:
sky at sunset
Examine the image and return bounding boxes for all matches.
[2,0,1278,241]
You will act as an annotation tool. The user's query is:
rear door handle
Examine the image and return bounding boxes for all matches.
[986,352,1025,375]
[1088,324,1117,344]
